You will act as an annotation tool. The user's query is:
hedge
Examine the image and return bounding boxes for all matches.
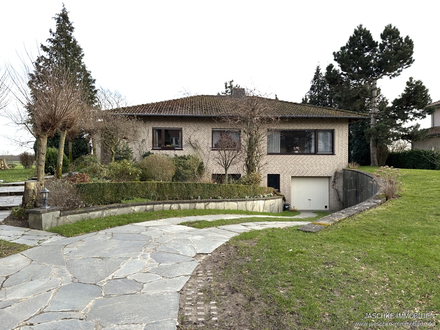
[386,150,440,170]
[75,181,274,206]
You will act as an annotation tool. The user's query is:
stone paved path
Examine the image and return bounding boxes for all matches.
[0,213,314,330]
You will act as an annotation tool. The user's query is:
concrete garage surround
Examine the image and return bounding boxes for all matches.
[27,197,284,230]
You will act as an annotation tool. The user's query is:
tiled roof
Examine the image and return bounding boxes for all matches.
[428,126,440,136]
[111,95,366,119]
[429,100,440,107]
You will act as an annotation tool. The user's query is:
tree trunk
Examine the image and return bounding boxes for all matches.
[224,168,229,185]
[68,140,73,164]
[36,132,48,186]
[370,79,378,166]
[56,130,67,179]
[22,181,40,209]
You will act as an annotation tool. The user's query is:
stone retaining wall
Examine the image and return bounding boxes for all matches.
[27,196,283,230]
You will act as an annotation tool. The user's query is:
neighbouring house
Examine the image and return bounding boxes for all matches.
[98,90,365,211]
[412,100,440,150]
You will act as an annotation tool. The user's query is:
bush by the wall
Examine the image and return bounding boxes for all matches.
[137,154,175,181]
[45,147,69,175]
[76,181,274,206]
[172,155,204,182]
[107,160,141,182]
[386,150,440,170]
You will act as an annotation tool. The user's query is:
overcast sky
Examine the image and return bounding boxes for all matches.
[0,0,438,154]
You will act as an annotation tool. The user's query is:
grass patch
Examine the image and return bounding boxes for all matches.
[47,209,302,237]
[0,239,29,258]
[0,165,35,183]
[181,211,329,229]
[208,168,440,329]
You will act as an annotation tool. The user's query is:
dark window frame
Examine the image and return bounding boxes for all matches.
[267,129,334,155]
[267,174,281,192]
[211,129,241,150]
[152,127,183,150]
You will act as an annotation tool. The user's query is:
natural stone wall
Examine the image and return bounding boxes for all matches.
[27,196,283,230]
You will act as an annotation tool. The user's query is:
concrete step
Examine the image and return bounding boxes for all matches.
[0,196,22,210]
[0,181,25,187]
[0,186,25,196]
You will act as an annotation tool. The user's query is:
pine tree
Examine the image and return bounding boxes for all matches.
[29,5,97,179]
[332,24,415,165]
[303,66,331,107]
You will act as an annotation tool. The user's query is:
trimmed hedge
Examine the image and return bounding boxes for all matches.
[386,150,440,170]
[75,181,274,206]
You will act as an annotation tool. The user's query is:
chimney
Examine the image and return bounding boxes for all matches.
[231,88,246,98]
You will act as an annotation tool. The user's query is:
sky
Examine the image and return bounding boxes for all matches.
[0,0,438,154]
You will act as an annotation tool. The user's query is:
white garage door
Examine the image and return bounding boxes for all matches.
[291,177,329,210]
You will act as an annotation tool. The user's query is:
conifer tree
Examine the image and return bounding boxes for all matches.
[29,4,97,179]
[332,24,414,165]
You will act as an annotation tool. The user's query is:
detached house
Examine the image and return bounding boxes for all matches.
[104,90,365,211]
[412,100,440,150]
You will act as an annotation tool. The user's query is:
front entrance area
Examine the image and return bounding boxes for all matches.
[291,177,329,210]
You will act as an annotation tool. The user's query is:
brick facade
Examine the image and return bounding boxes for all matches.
[126,116,348,211]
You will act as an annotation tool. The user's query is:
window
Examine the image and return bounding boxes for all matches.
[267,174,280,192]
[212,129,240,149]
[267,130,334,154]
[153,128,182,149]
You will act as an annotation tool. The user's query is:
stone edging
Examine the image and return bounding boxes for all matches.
[26,196,284,230]
[298,170,385,232]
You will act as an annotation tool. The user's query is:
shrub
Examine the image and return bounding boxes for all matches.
[237,172,262,186]
[19,152,35,169]
[142,151,154,158]
[374,166,402,201]
[115,141,133,162]
[76,181,274,206]
[39,179,85,211]
[70,154,100,172]
[348,162,359,169]
[66,173,91,184]
[137,154,175,181]
[71,155,107,180]
[45,147,69,175]
[386,150,440,170]
[172,155,204,182]
[7,163,17,169]
[107,160,141,182]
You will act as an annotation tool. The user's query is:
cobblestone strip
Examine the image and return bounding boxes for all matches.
[179,256,219,328]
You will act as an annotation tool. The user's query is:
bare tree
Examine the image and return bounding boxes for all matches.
[95,88,141,163]
[0,68,8,111]
[7,62,85,184]
[224,89,277,175]
[213,131,241,184]
[98,112,141,163]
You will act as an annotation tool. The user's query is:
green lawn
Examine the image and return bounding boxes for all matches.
[47,209,307,237]
[180,211,328,228]
[207,167,439,329]
[0,165,35,183]
[0,240,29,258]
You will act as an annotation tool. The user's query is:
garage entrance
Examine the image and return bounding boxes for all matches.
[291,177,329,210]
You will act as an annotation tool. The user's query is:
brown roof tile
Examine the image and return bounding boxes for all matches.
[428,126,440,136]
[112,95,366,119]
[429,100,440,107]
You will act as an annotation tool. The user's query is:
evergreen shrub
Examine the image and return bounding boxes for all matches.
[75,181,274,206]
[107,160,141,182]
[172,155,204,182]
[386,150,440,170]
[45,147,69,175]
